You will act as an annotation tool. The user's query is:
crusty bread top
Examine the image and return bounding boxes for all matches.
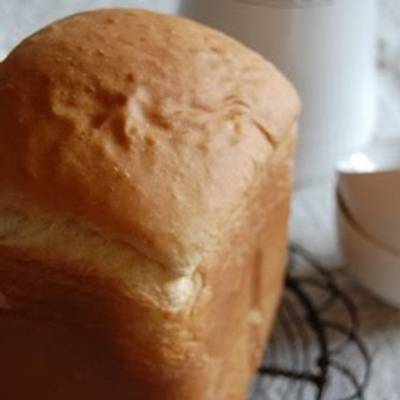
[0,9,300,273]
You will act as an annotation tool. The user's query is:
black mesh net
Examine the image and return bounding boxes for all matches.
[252,245,371,400]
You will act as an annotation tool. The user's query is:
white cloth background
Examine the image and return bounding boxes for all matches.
[0,1,400,398]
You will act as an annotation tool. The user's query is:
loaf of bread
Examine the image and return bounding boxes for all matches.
[0,9,300,400]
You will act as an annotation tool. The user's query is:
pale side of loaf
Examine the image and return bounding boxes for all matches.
[0,9,300,400]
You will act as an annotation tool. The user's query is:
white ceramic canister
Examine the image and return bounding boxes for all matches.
[179,0,377,186]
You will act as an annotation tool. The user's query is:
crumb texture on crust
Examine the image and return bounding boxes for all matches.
[0,9,300,273]
[0,208,203,314]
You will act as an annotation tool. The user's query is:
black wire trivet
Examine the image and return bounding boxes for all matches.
[252,244,371,400]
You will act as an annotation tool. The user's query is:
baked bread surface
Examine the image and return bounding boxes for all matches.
[0,8,300,400]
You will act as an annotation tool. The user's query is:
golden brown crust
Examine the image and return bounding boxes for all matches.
[0,129,295,400]
[0,9,300,272]
[0,9,300,399]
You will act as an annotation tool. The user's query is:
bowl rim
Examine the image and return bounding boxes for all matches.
[337,140,400,174]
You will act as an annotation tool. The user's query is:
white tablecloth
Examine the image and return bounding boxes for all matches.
[1,1,400,399]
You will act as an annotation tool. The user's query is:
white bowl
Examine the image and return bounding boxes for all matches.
[337,194,400,308]
[337,141,400,253]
